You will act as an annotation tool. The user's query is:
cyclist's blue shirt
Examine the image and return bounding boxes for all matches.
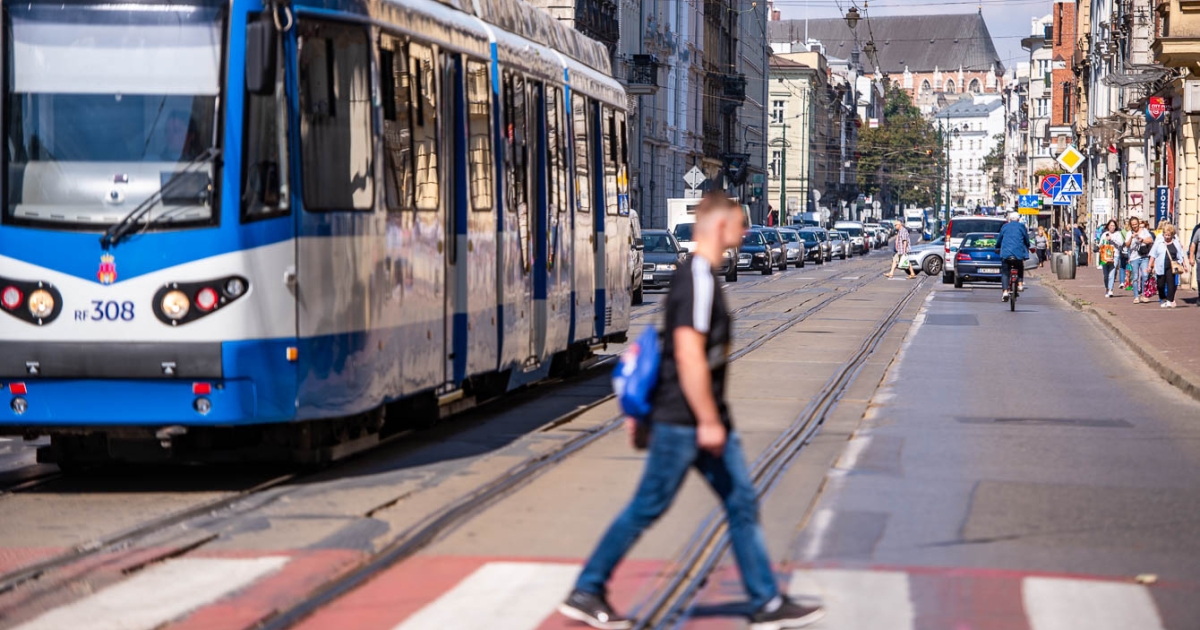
[996,222,1030,260]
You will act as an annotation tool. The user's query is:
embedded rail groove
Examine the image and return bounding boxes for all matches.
[252,269,891,630]
[629,276,928,630]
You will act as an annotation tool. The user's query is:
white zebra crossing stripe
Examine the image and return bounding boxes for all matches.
[1023,576,1165,630]
[787,569,914,629]
[13,556,288,630]
[392,561,579,630]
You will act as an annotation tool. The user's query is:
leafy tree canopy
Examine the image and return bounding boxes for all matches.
[856,86,940,209]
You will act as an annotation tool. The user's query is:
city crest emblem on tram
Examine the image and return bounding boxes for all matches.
[97,253,117,285]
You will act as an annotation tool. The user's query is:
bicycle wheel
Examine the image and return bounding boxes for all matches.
[1010,288,1017,312]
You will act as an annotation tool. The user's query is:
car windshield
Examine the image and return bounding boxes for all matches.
[842,227,863,237]
[762,231,780,243]
[5,2,224,228]
[950,219,1005,238]
[962,234,999,248]
[643,233,678,254]
[673,223,694,241]
[779,231,798,243]
[743,232,765,246]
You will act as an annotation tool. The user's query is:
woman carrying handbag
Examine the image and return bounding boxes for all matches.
[1149,224,1189,308]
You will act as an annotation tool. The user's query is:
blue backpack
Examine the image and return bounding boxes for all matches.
[613,327,662,422]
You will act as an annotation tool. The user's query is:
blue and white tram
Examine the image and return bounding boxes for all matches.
[0,0,632,465]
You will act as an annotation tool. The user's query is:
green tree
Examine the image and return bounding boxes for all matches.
[981,133,1005,206]
[856,86,940,210]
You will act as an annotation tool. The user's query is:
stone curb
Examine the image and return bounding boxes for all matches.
[1041,277,1200,405]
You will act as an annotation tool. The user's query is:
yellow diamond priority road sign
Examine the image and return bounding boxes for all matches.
[1057,146,1085,173]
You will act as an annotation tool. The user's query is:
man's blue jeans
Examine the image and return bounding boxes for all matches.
[1130,257,1149,296]
[574,423,779,609]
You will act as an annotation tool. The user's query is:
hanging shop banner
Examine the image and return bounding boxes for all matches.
[1147,96,1168,122]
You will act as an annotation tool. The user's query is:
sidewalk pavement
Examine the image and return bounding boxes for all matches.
[1038,260,1200,404]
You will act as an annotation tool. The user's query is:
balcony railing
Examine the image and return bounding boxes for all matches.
[625,55,659,95]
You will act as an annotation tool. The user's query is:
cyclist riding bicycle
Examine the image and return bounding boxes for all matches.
[995,211,1031,302]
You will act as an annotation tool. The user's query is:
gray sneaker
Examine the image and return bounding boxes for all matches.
[750,595,826,630]
[558,590,633,630]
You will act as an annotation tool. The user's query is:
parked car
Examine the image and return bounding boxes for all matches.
[865,224,887,248]
[904,236,946,276]
[942,216,1006,285]
[758,227,790,272]
[631,210,644,305]
[641,229,686,291]
[834,220,868,254]
[829,231,851,260]
[798,227,833,262]
[797,229,825,265]
[738,230,784,275]
[778,227,807,268]
[952,232,1004,288]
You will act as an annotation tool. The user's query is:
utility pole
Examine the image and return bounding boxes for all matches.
[779,122,788,221]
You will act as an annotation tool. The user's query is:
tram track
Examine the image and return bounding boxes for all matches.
[251,265,894,630]
[630,275,928,630]
[0,358,618,600]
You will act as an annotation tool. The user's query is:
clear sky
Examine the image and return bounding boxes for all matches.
[774,0,1055,73]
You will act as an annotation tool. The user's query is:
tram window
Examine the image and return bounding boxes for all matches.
[616,112,628,216]
[571,94,590,214]
[552,87,568,217]
[380,39,414,211]
[298,21,374,211]
[546,87,561,217]
[241,15,289,221]
[505,72,528,215]
[603,107,618,216]
[410,43,439,211]
[466,60,493,212]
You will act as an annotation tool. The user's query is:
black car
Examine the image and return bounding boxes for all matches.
[641,230,686,291]
[737,230,784,275]
[798,227,832,263]
[757,227,790,272]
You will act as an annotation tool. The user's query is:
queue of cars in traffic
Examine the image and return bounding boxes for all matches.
[634,220,899,293]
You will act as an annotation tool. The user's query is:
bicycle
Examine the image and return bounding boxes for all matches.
[1003,256,1022,312]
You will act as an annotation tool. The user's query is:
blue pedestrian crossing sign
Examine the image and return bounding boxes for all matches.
[1059,173,1083,196]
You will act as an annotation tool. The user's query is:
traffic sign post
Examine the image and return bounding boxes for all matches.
[1018,194,1041,216]
[1057,146,1085,172]
[683,166,706,190]
[1060,173,1083,196]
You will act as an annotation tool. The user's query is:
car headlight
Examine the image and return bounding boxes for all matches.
[161,290,191,320]
[27,289,54,319]
[655,264,676,272]
[723,250,732,258]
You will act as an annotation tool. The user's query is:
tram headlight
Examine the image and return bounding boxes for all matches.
[161,290,191,320]
[1,286,22,311]
[224,277,246,298]
[27,290,54,319]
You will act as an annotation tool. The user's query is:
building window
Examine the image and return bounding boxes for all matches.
[920,79,931,94]
[771,150,782,179]
[969,79,982,94]
[945,80,956,94]
[1036,98,1049,118]
[771,100,785,124]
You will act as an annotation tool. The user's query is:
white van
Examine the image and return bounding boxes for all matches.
[833,221,868,254]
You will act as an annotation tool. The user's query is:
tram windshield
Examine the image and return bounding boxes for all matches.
[5,2,224,229]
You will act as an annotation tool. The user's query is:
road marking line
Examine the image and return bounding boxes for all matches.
[392,561,578,630]
[1023,576,1165,630]
[800,508,835,562]
[13,556,288,630]
[834,435,872,471]
[787,569,914,629]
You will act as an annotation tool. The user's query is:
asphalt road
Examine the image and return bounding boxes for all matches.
[789,279,1200,628]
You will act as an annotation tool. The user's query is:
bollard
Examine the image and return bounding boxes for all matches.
[1057,253,1077,280]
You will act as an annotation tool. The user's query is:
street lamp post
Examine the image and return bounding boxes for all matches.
[770,123,791,224]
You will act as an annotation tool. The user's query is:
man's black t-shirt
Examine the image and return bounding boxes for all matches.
[649,256,733,429]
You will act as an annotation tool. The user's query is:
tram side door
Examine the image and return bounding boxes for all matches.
[442,52,466,387]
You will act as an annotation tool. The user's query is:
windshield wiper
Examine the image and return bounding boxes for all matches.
[100,147,222,249]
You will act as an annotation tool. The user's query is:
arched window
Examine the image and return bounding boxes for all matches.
[945,80,956,94]
[969,78,982,94]
[921,79,931,93]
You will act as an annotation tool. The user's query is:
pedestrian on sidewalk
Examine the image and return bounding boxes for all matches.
[1150,224,1189,308]
[1035,227,1049,268]
[1098,219,1123,297]
[559,193,825,630]
[886,219,916,279]
[1126,217,1155,303]
[1073,220,1088,267]
[1189,223,1200,294]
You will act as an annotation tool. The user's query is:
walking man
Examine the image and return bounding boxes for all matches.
[558,193,825,630]
[886,219,917,279]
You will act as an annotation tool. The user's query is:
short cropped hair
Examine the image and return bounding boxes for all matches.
[695,191,739,218]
